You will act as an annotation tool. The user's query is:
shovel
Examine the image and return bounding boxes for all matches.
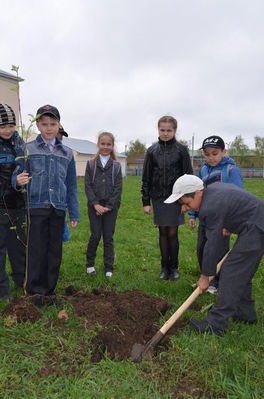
[131,251,230,363]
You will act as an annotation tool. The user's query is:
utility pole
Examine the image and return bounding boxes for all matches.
[191,134,194,169]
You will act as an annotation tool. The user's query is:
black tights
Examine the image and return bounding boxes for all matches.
[158,226,179,268]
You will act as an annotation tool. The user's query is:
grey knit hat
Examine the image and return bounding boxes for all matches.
[0,104,16,126]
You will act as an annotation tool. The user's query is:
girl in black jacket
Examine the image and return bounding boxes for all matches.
[141,116,193,280]
[85,132,122,278]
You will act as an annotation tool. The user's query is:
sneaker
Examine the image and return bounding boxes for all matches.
[105,271,113,278]
[87,267,96,275]
[206,285,218,295]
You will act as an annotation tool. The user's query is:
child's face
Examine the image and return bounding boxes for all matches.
[178,191,203,212]
[158,122,176,141]
[203,147,226,167]
[98,135,114,156]
[0,124,16,140]
[36,115,60,142]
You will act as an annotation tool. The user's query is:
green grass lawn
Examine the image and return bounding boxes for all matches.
[1,177,264,399]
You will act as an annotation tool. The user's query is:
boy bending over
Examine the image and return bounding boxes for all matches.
[165,174,264,336]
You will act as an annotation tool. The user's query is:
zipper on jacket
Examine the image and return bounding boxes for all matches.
[163,141,166,197]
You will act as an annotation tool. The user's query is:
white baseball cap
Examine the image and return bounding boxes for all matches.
[164,174,204,204]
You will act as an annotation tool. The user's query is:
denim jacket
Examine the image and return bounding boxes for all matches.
[12,134,80,221]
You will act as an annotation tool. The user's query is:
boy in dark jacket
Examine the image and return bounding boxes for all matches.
[189,135,243,294]
[165,174,264,336]
[0,104,25,301]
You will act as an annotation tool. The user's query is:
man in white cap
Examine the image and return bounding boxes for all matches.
[165,174,264,335]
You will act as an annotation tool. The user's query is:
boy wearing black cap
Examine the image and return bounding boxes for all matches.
[189,135,243,294]
[165,174,264,336]
[0,104,25,301]
[13,105,79,306]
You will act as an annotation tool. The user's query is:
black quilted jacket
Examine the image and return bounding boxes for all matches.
[141,137,193,206]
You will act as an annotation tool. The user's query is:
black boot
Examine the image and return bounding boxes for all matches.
[169,262,180,280]
[169,268,180,280]
[159,261,169,280]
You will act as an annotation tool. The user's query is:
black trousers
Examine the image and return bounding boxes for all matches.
[206,226,264,330]
[86,206,118,272]
[25,207,65,296]
[0,209,26,296]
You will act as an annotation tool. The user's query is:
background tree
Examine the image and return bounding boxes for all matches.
[126,139,146,157]
[254,135,264,168]
[178,139,190,149]
[228,135,249,167]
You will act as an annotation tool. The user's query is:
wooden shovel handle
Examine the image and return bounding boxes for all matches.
[159,250,230,335]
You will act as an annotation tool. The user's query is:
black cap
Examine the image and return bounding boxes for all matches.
[59,124,68,137]
[201,135,225,150]
[36,105,60,121]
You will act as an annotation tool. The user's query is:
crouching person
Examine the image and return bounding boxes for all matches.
[165,174,264,336]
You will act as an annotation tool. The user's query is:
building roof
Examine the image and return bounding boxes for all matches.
[63,137,125,157]
[0,69,24,83]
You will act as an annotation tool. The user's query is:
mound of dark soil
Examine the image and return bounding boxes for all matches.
[2,287,200,361]
[2,297,42,323]
[65,288,170,361]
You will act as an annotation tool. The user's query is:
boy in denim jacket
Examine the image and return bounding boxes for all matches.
[0,104,25,301]
[13,105,79,306]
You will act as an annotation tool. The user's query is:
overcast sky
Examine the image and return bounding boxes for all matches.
[1,0,264,151]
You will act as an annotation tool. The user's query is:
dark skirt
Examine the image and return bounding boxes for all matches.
[152,198,185,226]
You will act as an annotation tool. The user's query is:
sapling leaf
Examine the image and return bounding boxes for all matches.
[15,156,27,161]
[9,226,16,230]
[11,65,18,72]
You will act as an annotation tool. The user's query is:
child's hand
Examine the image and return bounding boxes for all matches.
[189,219,196,229]
[94,204,105,215]
[70,221,78,228]
[143,206,152,215]
[16,171,29,186]
[197,275,209,294]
